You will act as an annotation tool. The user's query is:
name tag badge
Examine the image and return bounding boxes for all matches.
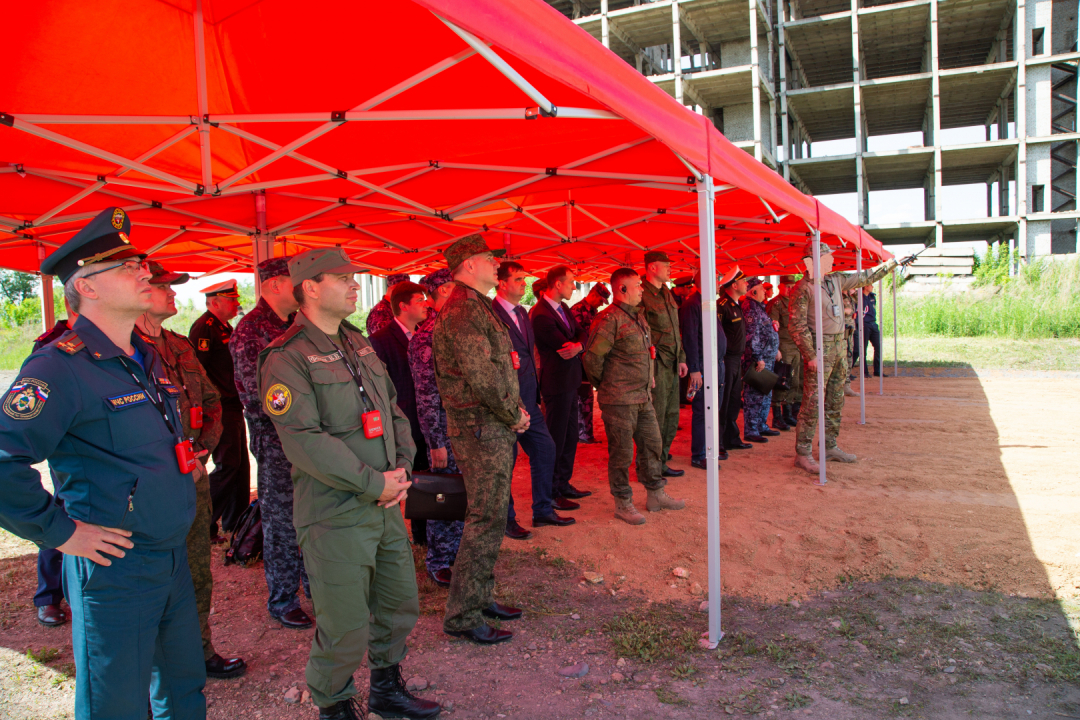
[190,406,203,429]
[832,304,842,317]
[106,391,149,410]
[649,345,657,360]
[362,410,384,439]
[510,351,521,370]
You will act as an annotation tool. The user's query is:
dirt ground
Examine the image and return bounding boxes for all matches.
[1,371,1079,719]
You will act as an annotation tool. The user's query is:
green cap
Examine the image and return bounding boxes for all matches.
[802,240,833,259]
[443,234,504,272]
[289,248,367,285]
[643,250,670,265]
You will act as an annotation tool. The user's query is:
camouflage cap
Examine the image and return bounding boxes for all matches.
[147,261,190,286]
[257,256,292,283]
[780,275,800,284]
[289,248,367,285]
[746,277,764,291]
[590,282,611,299]
[420,268,453,296]
[643,250,670,265]
[386,273,410,286]
[802,240,833,259]
[443,234,504,272]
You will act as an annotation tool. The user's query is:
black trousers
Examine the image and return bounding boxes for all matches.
[854,324,882,376]
[718,355,743,446]
[210,405,251,535]
[542,389,580,497]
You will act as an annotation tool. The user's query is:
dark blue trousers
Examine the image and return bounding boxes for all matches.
[35,494,65,607]
[691,363,725,462]
[65,546,206,720]
[507,402,557,522]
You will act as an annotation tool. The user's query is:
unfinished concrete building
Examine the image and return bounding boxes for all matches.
[545,0,1080,255]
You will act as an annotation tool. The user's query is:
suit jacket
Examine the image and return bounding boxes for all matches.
[492,300,542,410]
[369,321,427,462]
[531,296,585,396]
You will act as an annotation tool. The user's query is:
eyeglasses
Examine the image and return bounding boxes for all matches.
[81,259,151,279]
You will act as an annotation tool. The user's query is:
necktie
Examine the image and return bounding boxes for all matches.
[513,306,527,336]
[557,304,571,331]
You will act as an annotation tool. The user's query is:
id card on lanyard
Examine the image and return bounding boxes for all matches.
[335,334,384,439]
[119,356,196,474]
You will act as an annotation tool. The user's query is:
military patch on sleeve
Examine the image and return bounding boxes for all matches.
[3,379,50,420]
[198,338,209,351]
[307,351,343,364]
[264,383,292,416]
[358,347,375,357]
[104,391,149,410]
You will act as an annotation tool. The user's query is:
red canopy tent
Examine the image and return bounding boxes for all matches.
[0,0,890,645]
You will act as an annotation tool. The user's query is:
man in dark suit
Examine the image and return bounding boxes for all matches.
[493,262,576,536]
[531,266,591,502]
[370,281,431,477]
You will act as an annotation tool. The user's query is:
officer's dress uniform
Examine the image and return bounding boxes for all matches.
[0,317,206,719]
[231,296,311,620]
[259,312,418,709]
[432,281,522,633]
[190,306,250,536]
[718,293,747,446]
[640,280,686,464]
[582,301,668,500]
[678,290,726,465]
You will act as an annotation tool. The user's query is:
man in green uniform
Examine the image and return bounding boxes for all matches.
[790,242,907,474]
[639,251,688,477]
[433,235,529,645]
[135,262,247,680]
[767,276,802,430]
[583,268,685,525]
[258,249,439,720]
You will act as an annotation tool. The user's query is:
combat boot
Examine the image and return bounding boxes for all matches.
[368,664,442,719]
[825,446,857,463]
[614,497,646,525]
[319,697,365,720]
[844,384,859,397]
[771,406,790,431]
[783,404,798,426]
[646,488,686,512]
[793,454,819,474]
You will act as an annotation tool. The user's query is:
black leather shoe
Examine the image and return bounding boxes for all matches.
[661,465,685,477]
[532,513,576,527]
[369,664,442,719]
[578,437,600,444]
[745,435,768,443]
[728,441,753,449]
[37,604,67,627]
[483,602,523,620]
[205,653,247,679]
[210,533,228,545]
[717,449,729,460]
[319,697,365,720]
[504,519,533,540]
[428,567,452,588]
[560,485,592,499]
[761,428,781,437]
[273,607,314,629]
[552,496,580,511]
[690,458,707,470]
[445,623,513,644]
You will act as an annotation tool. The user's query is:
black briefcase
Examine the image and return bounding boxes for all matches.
[772,361,792,392]
[405,471,468,522]
[743,366,780,394]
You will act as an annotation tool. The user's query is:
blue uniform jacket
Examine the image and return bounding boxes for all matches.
[0,315,196,551]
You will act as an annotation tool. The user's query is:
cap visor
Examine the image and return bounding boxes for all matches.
[151,271,190,285]
[323,263,368,275]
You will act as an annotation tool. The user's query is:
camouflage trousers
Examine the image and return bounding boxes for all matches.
[250,417,310,617]
[599,402,667,500]
[795,333,847,456]
[443,422,516,632]
[774,340,802,405]
[577,385,596,442]
[186,464,216,660]
[424,444,463,575]
[741,358,774,436]
[845,327,855,374]
[651,360,680,462]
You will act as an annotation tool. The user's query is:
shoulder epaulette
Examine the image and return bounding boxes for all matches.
[55,331,85,355]
[265,323,303,351]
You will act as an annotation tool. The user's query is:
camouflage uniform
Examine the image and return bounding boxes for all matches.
[137,327,223,661]
[230,296,310,618]
[433,281,522,633]
[790,262,897,456]
[582,302,666,499]
[569,299,599,442]
[366,273,410,336]
[408,307,463,574]
[740,296,779,437]
[767,294,802,406]
[639,281,685,463]
[843,292,856,376]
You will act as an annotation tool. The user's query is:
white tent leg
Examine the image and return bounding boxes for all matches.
[891,267,898,376]
[857,250,865,424]
[698,176,723,648]
[253,192,269,301]
[878,277,884,395]
[811,231,827,486]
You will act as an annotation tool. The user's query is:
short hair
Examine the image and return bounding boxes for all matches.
[546,265,572,287]
[497,261,525,282]
[531,279,548,296]
[610,267,639,293]
[63,265,94,315]
[390,281,427,316]
[292,273,325,306]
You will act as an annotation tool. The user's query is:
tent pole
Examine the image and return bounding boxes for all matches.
[38,244,55,332]
[811,231,827,486]
[698,175,723,648]
[878,276,884,395]
[253,191,268,301]
[891,267,898,376]
[857,249,865,424]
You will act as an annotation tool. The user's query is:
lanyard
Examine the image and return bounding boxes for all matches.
[141,331,195,408]
[331,333,373,411]
[117,355,180,441]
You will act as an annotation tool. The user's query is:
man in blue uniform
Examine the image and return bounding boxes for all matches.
[0,207,206,719]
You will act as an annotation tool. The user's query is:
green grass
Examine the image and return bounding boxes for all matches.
[603,606,700,662]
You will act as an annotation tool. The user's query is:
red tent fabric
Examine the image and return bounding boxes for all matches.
[0,0,886,278]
